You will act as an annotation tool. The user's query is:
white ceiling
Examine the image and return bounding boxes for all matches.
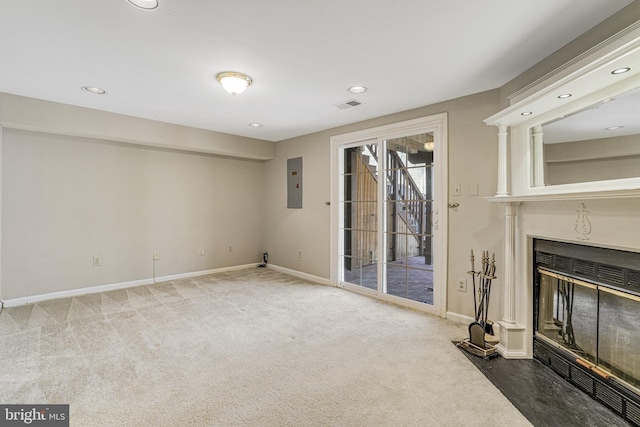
[0,0,634,142]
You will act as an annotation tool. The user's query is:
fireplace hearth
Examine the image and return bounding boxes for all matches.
[534,239,640,426]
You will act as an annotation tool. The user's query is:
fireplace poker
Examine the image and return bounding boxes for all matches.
[483,251,489,327]
[484,253,496,334]
[475,252,483,320]
[469,249,477,320]
[476,251,489,322]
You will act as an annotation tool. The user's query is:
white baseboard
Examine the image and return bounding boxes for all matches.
[267,264,334,287]
[158,263,259,282]
[446,312,502,335]
[446,311,474,325]
[2,263,260,308]
[3,279,150,308]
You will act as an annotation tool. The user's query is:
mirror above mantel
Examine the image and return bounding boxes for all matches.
[539,85,640,186]
[484,20,640,200]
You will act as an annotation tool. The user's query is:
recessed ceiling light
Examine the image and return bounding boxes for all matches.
[82,86,107,95]
[248,123,262,128]
[126,0,158,9]
[347,86,368,94]
[605,126,624,130]
[521,111,533,116]
[557,94,572,99]
[611,67,631,75]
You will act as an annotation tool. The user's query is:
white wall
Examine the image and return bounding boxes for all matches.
[2,128,265,300]
[444,92,504,320]
[261,131,331,280]
[0,93,275,161]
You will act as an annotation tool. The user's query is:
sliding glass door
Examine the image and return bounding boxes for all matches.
[333,115,447,314]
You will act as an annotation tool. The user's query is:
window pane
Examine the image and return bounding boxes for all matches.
[343,256,377,291]
[386,264,407,299]
[407,267,433,304]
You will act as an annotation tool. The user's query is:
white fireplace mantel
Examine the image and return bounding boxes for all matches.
[485,18,640,201]
[485,188,640,203]
[484,20,640,359]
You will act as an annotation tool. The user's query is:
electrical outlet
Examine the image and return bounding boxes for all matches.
[456,278,467,292]
[469,183,479,196]
[198,248,205,256]
[298,250,303,259]
[153,251,160,261]
[93,256,101,267]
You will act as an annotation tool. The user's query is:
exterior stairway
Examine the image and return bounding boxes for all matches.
[363,145,430,261]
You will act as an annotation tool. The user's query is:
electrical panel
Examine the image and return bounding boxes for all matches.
[287,157,303,209]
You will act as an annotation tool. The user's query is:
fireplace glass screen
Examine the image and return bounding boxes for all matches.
[537,268,640,390]
[537,271,597,362]
[599,290,640,387]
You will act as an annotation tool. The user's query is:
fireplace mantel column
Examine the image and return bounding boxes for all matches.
[496,123,509,197]
[502,202,519,325]
[531,125,544,187]
[497,201,526,358]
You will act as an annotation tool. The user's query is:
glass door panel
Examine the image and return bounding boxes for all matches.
[384,133,434,305]
[341,145,378,290]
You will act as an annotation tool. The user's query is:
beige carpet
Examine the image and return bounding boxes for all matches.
[0,268,531,426]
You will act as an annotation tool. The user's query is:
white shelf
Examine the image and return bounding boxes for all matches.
[485,188,640,203]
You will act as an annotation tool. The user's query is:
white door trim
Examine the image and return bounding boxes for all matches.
[330,114,448,317]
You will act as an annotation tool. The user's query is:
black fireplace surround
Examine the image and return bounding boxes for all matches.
[534,239,640,426]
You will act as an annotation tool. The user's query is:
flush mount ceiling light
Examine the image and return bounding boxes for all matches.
[521,111,533,116]
[605,126,624,130]
[126,0,158,9]
[611,67,631,75]
[82,86,107,95]
[347,86,368,94]
[557,93,572,99]
[216,72,252,96]
[248,123,262,127]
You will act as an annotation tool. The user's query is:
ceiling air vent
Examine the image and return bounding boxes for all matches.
[335,99,363,110]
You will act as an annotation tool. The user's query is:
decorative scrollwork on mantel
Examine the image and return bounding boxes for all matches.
[575,203,592,241]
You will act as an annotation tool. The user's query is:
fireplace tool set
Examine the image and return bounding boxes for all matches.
[458,249,499,358]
